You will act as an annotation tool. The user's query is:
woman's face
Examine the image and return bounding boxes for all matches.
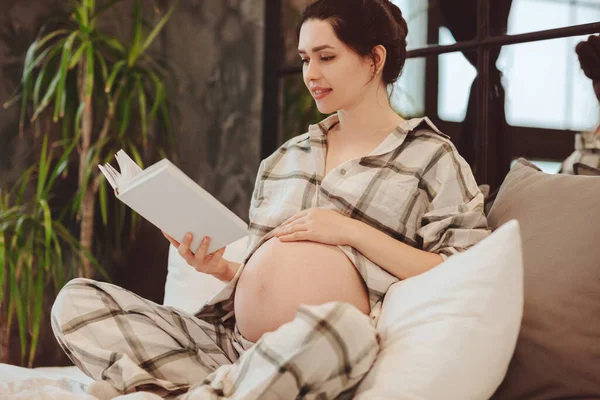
[298,19,376,114]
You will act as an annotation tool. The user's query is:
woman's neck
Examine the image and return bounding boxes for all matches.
[332,84,406,142]
[332,104,405,143]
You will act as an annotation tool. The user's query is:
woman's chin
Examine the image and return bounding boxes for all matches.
[316,103,336,114]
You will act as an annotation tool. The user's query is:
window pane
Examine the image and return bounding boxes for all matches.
[437,27,477,122]
[507,0,600,35]
[391,0,429,117]
[392,0,429,50]
[498,35,599,131]
[391,57,427,118]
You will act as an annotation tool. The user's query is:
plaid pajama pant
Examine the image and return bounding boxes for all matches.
[51,278,379,399]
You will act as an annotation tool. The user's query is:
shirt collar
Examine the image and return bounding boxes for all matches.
[308,113,450,157]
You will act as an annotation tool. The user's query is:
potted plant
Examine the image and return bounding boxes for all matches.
[1,0,176,366]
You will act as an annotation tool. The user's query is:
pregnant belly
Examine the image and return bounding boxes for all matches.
[234,237,370,343]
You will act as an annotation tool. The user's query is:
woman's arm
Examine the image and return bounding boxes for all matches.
[214,261,241,282]
[346,219,444,280]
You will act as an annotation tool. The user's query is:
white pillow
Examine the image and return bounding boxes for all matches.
[163,236,247,313]
[355,220,524,400]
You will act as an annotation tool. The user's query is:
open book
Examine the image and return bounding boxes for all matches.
[98,150,248,255]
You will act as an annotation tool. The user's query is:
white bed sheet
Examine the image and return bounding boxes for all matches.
[0,364,161,399]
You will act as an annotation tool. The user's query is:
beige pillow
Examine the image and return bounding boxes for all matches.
[488,158,600,399]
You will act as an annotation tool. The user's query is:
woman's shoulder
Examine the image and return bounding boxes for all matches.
[399,117,460,158]
[260,132,312,167]
[405,117,452,143]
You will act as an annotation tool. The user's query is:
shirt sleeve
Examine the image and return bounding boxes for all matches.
[415,145,491,259]
[246,159,268,253]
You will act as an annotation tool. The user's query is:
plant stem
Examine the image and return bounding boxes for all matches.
[78,57,94,278]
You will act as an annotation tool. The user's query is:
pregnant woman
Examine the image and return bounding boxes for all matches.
[51,1,489,399]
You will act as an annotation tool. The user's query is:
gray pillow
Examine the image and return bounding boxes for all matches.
[488,158,600,399]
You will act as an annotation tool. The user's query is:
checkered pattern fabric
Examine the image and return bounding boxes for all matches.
[52,278,377,399]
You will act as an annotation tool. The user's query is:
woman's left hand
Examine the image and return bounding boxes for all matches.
[273,208,356,246]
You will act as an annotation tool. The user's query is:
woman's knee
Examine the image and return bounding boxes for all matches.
[51,278,102,328]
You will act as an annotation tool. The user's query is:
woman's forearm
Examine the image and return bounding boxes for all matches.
[214,261,241,282]
[346,219,443,280]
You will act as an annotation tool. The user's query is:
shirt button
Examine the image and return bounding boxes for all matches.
[340,168,346,175]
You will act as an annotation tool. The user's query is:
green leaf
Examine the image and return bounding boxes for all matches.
[91,0,125,23]
[73,9,86,45]
[129,208,139,240]
[39,199,53,257]
[0,233,5,306]
[53,222,110,282]
[11,262,27,364]
[50,232,64,290]
[79,1,89,29]
[95,50,108,85]
[37,29,70,51]
[105,60,125,93]
[159,102,175,151]
[74,101,85,139]
[44,140,76,196]
[98,178,108,226]
[33,67,47,109]
[2,91,21,109]
[13,167,33,203]
[126,139,144,168]
[32,45,63,109]
[118,89,132,136]
[36,134,51,200]
[69,42,87,69]
[95,33,126,55]
[136,78,147,148]
[147,69,164,118]
[25,44,55,78]
[128,1,142,66]
[31,72,59,122]
[53,32,78,123]
[141,2,176,53]
[28,268,44,368]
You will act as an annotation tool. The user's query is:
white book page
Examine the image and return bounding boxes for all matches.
[115,150,143,186]
[97,149,144,191]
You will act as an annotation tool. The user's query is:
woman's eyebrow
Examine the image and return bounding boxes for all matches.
[298,45,335,54]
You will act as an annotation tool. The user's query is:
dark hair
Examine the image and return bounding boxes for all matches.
[295,0,409,86]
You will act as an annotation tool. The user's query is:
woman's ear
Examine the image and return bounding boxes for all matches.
[372,45,387,77]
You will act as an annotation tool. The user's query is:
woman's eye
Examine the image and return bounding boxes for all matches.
[300,56,335,66]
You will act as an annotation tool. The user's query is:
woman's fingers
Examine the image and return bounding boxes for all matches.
[177,233,197,266]
[161,230,181,248]
[208,246,226,257]
[194,236,210,261]
[167,233,225,275]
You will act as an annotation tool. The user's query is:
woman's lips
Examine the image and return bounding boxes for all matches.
[313,89,332,100]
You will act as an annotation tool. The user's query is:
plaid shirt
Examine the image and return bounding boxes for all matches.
[240,113,490,322]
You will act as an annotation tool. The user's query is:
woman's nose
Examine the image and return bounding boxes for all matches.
[304,60,321,81]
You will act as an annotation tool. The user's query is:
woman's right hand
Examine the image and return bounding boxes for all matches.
[162,231,231,280]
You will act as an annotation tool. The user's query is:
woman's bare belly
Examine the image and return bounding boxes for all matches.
[234,237,370,343]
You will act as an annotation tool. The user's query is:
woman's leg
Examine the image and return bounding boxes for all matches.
[182,301,379,400]
[51,278,242,397]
